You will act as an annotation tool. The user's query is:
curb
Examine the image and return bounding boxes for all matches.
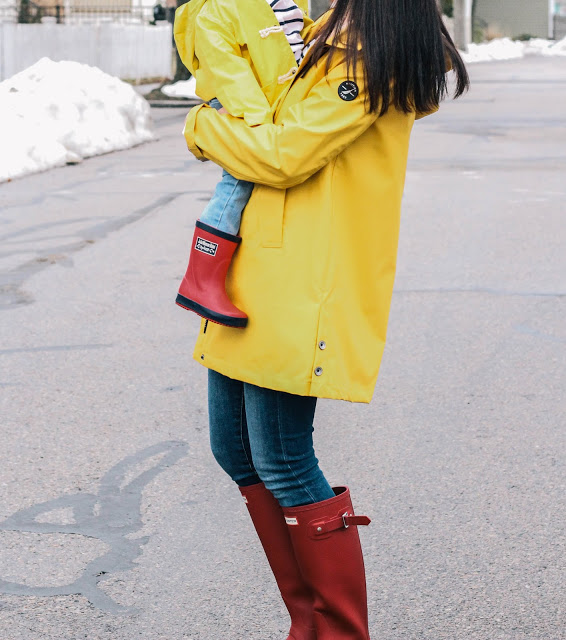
[148,99,203,108]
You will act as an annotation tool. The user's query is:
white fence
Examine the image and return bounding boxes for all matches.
[0,22,173,81]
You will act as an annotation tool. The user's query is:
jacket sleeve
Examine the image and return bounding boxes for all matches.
[195,11,273,127]
[183,60,379,189]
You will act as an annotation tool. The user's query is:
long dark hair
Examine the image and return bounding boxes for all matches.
[300,0,469,116]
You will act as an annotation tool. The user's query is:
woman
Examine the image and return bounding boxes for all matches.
[182,0,469,638]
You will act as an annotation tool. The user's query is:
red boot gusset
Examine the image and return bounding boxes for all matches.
[176,220,248,328]
[282,486,372,640]
[240,483,317,640]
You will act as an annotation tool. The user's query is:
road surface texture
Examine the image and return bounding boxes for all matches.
[1,58,565,639]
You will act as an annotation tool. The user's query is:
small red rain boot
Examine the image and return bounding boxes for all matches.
[240,483,317,640]
[176,220,248,328]
[282,486,372,640]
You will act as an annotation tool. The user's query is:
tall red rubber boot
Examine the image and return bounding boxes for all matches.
[282,486,372,640]
[176,220,248,328]
[240,483,317,640]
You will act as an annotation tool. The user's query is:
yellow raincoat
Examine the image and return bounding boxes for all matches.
[183,25,436,403]
[174,0,312,126]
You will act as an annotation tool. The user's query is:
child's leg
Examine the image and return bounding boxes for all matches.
[199,99,253,236]
[200,170,254,236]
[176,96,252,326]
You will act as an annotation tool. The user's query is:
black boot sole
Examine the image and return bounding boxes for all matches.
[176,294,248,328]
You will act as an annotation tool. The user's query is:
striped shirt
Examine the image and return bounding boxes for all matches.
[266,0,305,64]
[297,37,315,67]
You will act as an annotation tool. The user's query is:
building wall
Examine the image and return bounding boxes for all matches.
[556,15,566,38]
[309,0,329,20]
[474,0,552,39]
[0,23,172,81]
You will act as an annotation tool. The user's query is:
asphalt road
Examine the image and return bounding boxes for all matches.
[1,58,565,640]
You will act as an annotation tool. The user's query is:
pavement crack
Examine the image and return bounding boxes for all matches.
[0,441,189,614]
[0,193,184,310]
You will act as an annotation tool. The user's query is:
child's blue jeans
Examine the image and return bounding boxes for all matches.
[199,99,254,236]
[208,369,335,508]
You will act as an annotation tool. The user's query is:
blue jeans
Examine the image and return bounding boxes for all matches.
[208,369,335,508]
[199,99,254,236]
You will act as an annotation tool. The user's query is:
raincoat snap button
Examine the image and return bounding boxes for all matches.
[318,341,326,350]
[314,367,323,376]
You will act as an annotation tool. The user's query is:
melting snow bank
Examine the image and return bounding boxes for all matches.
[160,76,199,99]
[462,36,566,63]
[0,58,154,183]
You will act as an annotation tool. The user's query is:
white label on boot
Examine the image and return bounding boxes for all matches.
[285,516,299,525]
[195,237,218,256]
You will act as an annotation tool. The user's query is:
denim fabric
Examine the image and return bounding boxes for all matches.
[208,369,335,508]
[208,98,223,110]
[199,98,254,236]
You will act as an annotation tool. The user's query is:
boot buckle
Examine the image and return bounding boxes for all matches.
[310,512,371,538]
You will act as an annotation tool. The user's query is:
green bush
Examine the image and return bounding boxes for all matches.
[441,0,453,18]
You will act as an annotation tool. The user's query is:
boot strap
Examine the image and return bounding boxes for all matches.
[311,512,371,536]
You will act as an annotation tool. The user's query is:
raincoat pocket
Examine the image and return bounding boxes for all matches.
[254,184,286,248]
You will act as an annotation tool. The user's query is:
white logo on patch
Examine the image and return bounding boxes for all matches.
[195,236,218,256]
[285,516,299,526]
[338,80,359,102]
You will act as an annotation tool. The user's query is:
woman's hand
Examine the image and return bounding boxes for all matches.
[217,107,228,115]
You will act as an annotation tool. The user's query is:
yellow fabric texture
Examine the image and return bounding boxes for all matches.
[174,0,312,126]
[183,24,438,403]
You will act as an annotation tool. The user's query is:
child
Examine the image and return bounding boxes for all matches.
[173,0,313,327]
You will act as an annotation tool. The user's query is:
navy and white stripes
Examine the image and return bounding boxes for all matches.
[266,0,305,64]
[297,37,315,67]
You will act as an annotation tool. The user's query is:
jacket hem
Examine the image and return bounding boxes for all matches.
[192,350,373,404]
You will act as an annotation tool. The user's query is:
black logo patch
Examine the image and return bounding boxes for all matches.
[338,81,359,101]
[195,236,218,256]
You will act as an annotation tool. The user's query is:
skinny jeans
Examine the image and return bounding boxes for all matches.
[208,369,334,508]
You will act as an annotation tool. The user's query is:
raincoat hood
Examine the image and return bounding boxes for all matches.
[174,0,313,125]
[174,0,208,76]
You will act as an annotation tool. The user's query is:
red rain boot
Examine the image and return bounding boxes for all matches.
[282,486,372,639]
[240,483,317,640]
[176,220,248,328]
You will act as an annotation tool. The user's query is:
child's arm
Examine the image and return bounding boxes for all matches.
[195,10,273,127]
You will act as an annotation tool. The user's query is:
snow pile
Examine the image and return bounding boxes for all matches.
[542,36,566,56]
[463,38,524,63]
[160,76,199,99]
[0,58,154,183]
[463,36,566,63]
